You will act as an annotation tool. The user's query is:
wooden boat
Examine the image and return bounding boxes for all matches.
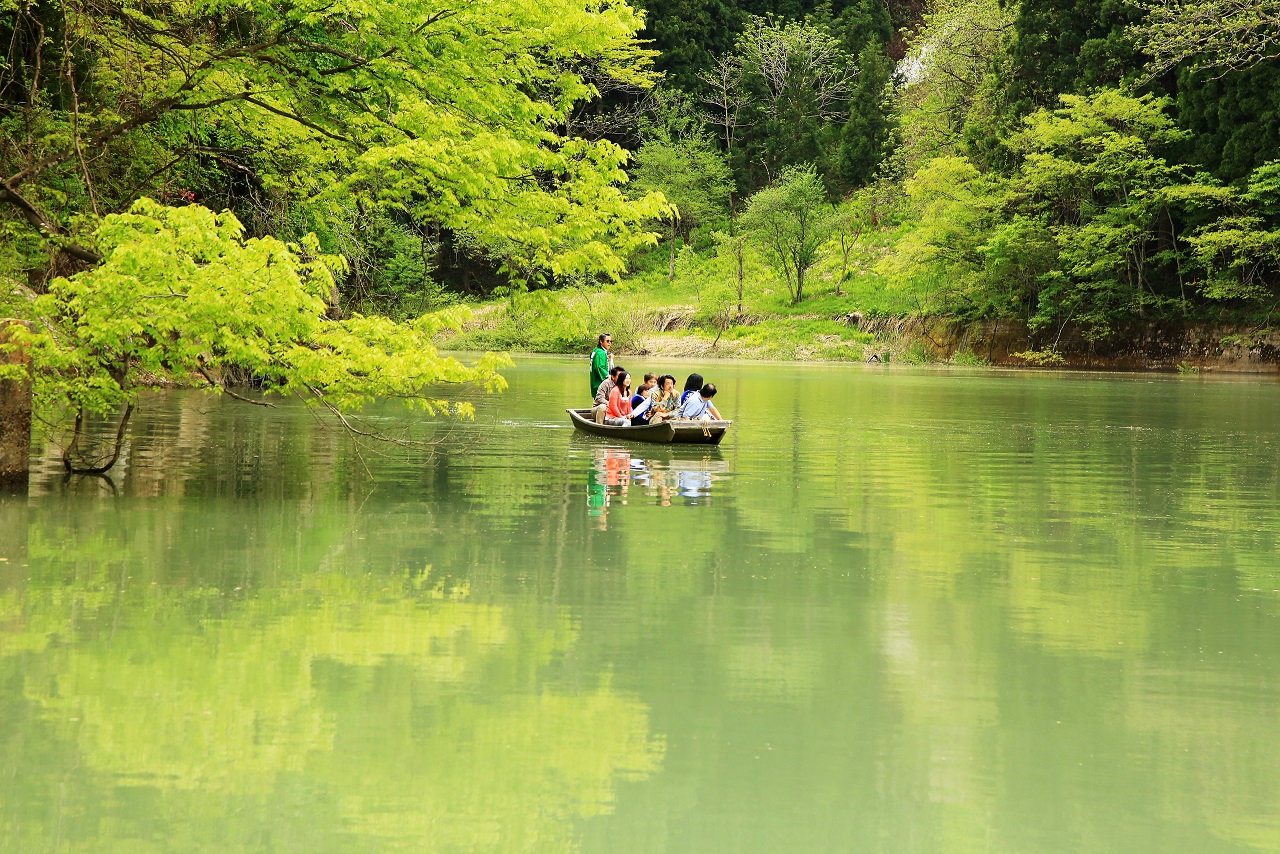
[566,408,731,445]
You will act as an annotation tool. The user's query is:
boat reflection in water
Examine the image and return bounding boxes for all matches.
[585,445,729,527]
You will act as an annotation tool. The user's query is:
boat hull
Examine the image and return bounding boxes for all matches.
[566,409,730,445]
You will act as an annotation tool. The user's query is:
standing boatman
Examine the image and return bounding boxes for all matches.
[590,333,613,398]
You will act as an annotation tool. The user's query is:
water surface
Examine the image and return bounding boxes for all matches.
[2,358,1279,852]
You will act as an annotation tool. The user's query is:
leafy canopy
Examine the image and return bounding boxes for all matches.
[2,0,669,283]
[10,200,509,431]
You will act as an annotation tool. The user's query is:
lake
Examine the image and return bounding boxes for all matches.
[2,356,1279,852]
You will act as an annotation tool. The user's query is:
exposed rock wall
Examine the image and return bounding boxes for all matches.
[858,316,1280,372]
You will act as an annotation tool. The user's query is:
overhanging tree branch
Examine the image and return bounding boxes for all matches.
[0,182,104,264]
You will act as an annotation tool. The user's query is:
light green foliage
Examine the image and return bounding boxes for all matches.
[1185,161,1280,300]
[948,348,991,365]
[444,285,656,355]
[631,136,732,232]
[880,156,1031,316]
[897,0,1016,169]
[16,200,509,433]
[882,90,1238,335]
[1131,0,1280,76]
[2,0,668,287]
[1012,348,1068,366]
[1011,90,1223,332]
[796,194,907,312]
[675,231,769,342]
[630,130,732,278]
[741,164,837,303]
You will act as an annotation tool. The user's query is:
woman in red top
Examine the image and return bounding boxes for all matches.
[604,371,633,426]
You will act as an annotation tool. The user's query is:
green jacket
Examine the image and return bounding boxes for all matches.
[590,346,610,397]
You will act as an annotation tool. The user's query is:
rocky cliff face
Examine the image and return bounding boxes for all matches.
[859,317,1280,372]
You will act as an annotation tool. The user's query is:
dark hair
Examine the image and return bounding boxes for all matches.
[598,333,612,345]
[659,374,675,389]
[700,383,717,398]
[617,371,631,391]
[609,364,625,378]
[683,373,704,393]
[642,372,656,384]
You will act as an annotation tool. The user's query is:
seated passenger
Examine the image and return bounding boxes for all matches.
[605,371,634,426]
[680,373,704,405]
[630,373,658,425]
[593,365,625,424]
[647,375,680,424]
[677,382,722,421]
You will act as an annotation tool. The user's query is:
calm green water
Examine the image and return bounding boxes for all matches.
[2,358,1280,852]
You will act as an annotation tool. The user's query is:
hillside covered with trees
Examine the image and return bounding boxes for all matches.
[4,0,1280,376]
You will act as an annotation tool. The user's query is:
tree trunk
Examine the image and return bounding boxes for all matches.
[63,403,134,475]
[0,320,33,488]
[736,245,745,314]
[836,237,846,297]
[668,222,677,281]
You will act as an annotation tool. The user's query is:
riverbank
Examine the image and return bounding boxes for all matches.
[435,287,1280,373]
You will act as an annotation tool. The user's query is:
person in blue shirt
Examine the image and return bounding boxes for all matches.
[677,383,722,421]
[679,373,704,405]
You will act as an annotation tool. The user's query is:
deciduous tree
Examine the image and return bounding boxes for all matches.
[1131,0,1280,77]
[0,0,668,285]
[4,201,510,473]
[741,164,837,303]
[630,134,732,279]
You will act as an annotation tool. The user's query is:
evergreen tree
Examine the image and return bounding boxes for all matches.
[832,42,897,189]
[1006,0,1141,112]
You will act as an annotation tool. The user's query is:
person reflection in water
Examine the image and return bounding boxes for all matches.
[587,447,729,516]
[677,467,713,501]
[588,448,631,528]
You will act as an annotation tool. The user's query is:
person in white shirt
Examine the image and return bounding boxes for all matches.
[629,373,658,425]
[677,383,722,421]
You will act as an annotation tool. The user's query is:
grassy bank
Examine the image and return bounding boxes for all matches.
[436,228,975,365]
[434,210,1280,373]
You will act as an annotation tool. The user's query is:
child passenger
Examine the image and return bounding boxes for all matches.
[630,373,658,425]
[677,383,722,421]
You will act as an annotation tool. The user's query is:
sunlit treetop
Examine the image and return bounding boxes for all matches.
[2,0,670,281]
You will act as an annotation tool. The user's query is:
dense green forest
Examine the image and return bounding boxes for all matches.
[3,0,1280,415]
[619,0,1280,349]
